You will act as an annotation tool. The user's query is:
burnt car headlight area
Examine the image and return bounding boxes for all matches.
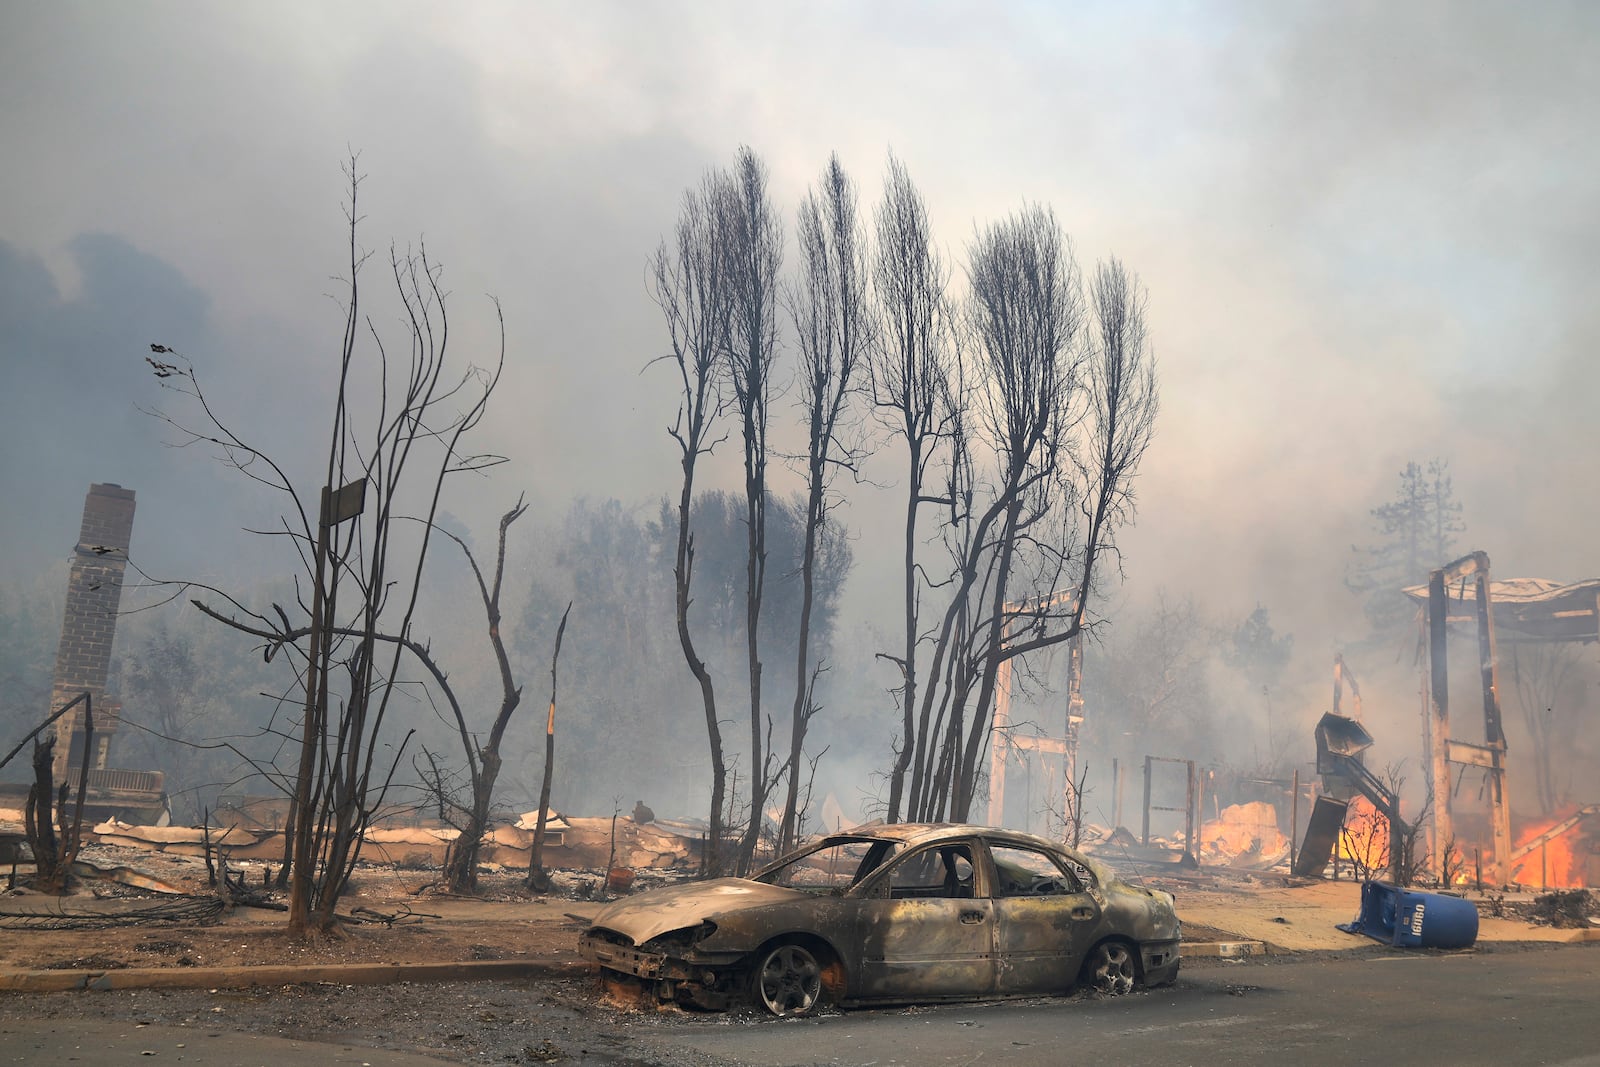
[580,921,747,1009]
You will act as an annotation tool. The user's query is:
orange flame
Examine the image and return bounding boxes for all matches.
[1511,807,1588,889]
[1336,796,1391,874]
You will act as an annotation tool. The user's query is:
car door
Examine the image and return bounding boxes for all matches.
[852,841,996,999]
[986,841,1101,994]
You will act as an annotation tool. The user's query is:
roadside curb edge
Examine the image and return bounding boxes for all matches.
[0,958,593,993]
[1183,941,1267,958]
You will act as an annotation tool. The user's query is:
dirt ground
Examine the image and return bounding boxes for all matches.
[1,843,601,973]
[4,846,1595,1066]
[3,842,1592,974]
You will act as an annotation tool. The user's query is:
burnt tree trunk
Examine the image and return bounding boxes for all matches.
[528,602,571,890]
[25,738,59,885]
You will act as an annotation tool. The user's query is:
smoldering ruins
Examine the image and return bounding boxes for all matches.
[1,5,1598,968]
[6,476,1599,920]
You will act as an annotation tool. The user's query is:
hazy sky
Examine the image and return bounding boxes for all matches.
[3,0,1596,694]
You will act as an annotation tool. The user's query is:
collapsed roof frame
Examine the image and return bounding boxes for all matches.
[1405,554,1600,886]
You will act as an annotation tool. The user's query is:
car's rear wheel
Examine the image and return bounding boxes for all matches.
[751,942,824,1016]
[1084,940,1137,995]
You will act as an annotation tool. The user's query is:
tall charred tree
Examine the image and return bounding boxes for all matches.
[778,153,869,852]
[870,155,955,823]
[935,206,1084,820]
[147,162,505,934]
[724,146,784,874]
[909,369,979,823]
[901,222,1159,824]
[651,165,738,874]
[427,500,528,894]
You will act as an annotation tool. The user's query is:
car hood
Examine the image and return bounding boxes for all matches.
[587,877,805,946]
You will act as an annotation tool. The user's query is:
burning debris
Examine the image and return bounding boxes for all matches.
[1509,805,1600,889]
[1199,802,1289,868]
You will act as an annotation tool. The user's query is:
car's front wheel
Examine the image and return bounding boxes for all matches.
[751,942,824,1016]
[1084,940,1138,995]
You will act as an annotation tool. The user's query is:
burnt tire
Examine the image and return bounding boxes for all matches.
[1084,940,1137,996]
[751,942,824,1016]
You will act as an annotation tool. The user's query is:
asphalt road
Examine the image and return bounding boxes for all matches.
[642,946,1600,1067]
[3,947,1599,1066]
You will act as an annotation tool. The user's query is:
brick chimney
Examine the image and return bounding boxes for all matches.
[49,483,136,780]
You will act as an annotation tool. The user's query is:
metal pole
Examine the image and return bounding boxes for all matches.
[1142,756,1153,847]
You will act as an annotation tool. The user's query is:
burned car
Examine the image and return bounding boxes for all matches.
[578,823,1180,1015]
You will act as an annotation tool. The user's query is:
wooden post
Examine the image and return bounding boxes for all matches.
[1063,631,1084,848]
[988,653,1012,826]
[1113,758,1124,831]
[1475,568,1512,887]
[1428,568,1453,884]
[1290,769,1300,873]
[1185,760,1197,862]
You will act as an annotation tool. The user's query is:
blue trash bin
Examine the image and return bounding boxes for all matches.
[1341,881,1479,949]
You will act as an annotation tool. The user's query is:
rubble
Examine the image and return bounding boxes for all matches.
[1199,802,1290,868]
[2,810,705,875]
[1521,888,1598,929]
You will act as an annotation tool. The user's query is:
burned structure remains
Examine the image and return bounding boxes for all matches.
[3,484,168,823]
[1406,554,1600,888]
[47,483,136,779]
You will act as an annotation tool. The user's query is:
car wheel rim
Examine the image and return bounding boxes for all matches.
[1091,943,1136,995]
[758,944,822,1016]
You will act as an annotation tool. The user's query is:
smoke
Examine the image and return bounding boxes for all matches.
[3,3,1596,824]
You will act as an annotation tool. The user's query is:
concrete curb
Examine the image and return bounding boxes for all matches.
[6,935,1585,994]
[0,958,593,993]
[1182,941,1267,959]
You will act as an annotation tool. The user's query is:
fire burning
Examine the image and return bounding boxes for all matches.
[1336,795,1390,877]
[1509,806,1595,889]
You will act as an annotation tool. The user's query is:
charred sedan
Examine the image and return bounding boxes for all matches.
[578,823,1180,1015]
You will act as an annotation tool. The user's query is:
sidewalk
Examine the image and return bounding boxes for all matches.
[1159,871,1599,952]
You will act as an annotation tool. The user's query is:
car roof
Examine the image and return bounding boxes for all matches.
[827,822,1076,855]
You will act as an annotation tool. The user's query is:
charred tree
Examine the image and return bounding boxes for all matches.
[528,602,572,889]
[895,219,1158,825]
[870,154,956,824]
[946,205,1085,819]
[651,164,738,874]
[429,500,529,894]
[147,160,506,935]
[725,146,784,874]
[778,153,869,851]
[23,738,59,888]
[21,695,93,893]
